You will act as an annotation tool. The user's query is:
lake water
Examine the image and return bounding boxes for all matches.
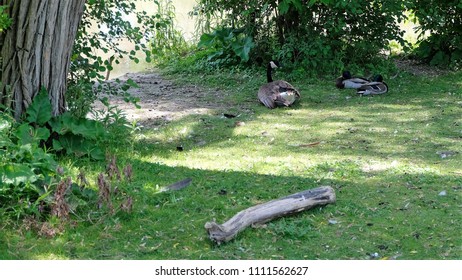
[107,0,197,78]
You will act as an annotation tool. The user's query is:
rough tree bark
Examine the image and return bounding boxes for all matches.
[0,0,85,119]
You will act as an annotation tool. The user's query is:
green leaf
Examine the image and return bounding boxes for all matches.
[26,87,52,125]
[450,49,462,63]
[215,28,234,42]
[430,51,448,66]
[232,36,255,62]
[35,127,50,141]
[126,79,139,88]
[57,134,104,160]
[197,33,216,48]
[0,117,12,133]
[279,0,291,14]
[52,139,63,151]
[1,163,38,186]
[50,113,107,139]
[90,147,105,160]
[15,124,35,145]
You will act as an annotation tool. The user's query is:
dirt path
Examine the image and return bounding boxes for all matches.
[94,61,447,128]
[95,72,228,128]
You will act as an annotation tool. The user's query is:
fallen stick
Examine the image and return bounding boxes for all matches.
[205,186,336,244]
[298,141,321,147]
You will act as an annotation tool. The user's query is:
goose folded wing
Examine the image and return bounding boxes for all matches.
[258,92,276,109]
[275,81,300,97]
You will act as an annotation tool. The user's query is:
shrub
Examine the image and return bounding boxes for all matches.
[411,0,462,68]
[190,0,408,74]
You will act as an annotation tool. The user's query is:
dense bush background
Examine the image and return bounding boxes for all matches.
[411,0,462,68]
[178,0,462,74]
[189,0,410,75]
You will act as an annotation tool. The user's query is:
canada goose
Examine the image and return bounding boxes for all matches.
[257,61,300,109]
[357,74,388,95]
[335,71,370,89]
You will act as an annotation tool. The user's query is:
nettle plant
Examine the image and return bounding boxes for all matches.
[25,88,107,160]
[0,88,133,221]
[0,88,101,216]
[0,108,58,217]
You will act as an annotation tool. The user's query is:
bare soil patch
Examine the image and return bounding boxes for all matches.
[94,72,228,128]
[394,58,450,77]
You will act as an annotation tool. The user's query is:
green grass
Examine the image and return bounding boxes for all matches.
[0,68,461,260]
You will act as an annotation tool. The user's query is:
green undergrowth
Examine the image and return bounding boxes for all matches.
[0,68,461,260]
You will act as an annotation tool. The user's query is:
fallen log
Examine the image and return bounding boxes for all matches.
[205,186,336,244]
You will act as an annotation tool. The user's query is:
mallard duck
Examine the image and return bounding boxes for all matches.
[357,74,388,95]
[257,61,300,109]
[335,71,370,89]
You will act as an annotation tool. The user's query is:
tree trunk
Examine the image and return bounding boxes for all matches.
[0,0,85,119]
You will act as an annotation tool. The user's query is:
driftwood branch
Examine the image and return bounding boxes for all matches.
[205,186,336,244]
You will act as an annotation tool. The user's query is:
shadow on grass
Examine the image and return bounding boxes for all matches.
[2,154,460,260]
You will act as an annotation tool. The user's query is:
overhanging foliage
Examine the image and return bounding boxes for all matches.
[191,0,410,73]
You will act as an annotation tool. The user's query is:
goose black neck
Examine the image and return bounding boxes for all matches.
[267,64,273,83]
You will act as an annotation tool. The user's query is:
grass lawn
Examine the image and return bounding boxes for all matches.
[0,66,461,260]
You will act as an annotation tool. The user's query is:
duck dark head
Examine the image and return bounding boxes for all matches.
[372,74,383,82]
[342,71,352,79]
[336,70,352,88]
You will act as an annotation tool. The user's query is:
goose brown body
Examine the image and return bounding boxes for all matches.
[258,61,300,109]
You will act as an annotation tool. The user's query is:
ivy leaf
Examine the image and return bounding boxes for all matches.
[26,87,52,125]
